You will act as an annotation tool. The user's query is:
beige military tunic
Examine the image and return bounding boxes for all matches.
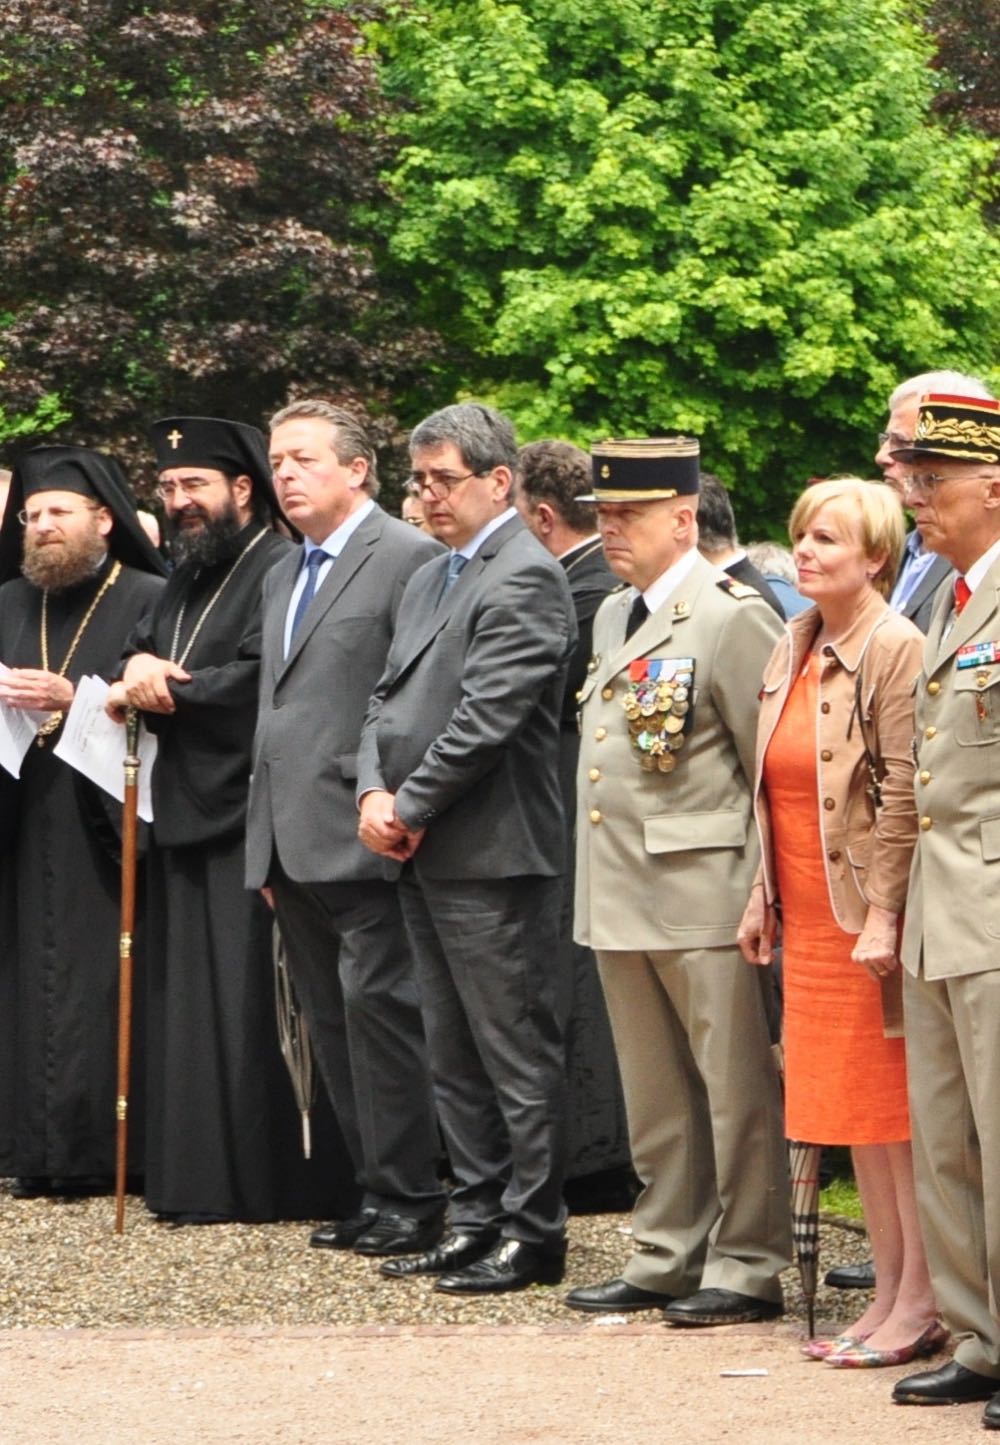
[575,550,791,1299]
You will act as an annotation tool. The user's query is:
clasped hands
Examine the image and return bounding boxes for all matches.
[0,667,74,713]
[105,653,191,721]
[358,790,425,862]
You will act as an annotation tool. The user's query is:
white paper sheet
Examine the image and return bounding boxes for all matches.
[0,663,51,778]
[53,675,157,821]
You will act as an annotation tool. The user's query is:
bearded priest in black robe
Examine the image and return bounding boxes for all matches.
[107,416,355,1223]
[0,445,167,1193]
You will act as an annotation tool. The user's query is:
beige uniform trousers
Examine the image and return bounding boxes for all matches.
[905,966,1000,1378]
[597,945,791,1301]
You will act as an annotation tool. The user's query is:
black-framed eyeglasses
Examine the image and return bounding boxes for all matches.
[406,469,489,500]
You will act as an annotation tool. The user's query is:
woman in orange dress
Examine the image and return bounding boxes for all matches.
[738,478,942,1367]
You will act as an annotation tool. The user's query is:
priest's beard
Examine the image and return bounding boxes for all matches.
[22,527,109,593]
[167,497,246,568]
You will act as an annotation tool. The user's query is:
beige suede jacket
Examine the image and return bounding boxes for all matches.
[752,591,923,1032]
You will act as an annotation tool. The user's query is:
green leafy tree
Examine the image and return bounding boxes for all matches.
[0,0,438,481]
[374,0,1000,531]
[927,0,1000,220]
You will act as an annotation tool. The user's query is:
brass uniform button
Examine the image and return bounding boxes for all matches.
[601,687,614,700]
[920,816,933,831]
[589,809,602,825]
[595,727,607,741]
[927,680,941,696]
[925,726,937,739]
[820,749,833,762]
[823,798,835,812]
[919,770,931,785]
[588,768,600,782]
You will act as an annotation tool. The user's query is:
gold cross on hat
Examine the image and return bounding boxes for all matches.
[167,428,183,449]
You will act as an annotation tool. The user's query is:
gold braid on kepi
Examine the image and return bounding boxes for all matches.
[584,436,700,502]
[890,394,1000,466]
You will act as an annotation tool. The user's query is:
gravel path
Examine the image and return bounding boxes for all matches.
[4,1187,986,1445]
[0,1181,869,1330]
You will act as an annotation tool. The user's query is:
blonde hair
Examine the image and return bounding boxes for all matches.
[788,477,906,599]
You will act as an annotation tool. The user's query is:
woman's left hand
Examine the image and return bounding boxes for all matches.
[852,905,900,983]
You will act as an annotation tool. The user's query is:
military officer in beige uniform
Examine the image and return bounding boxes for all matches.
[885,393,1000,1422]
[565,438,791,1324]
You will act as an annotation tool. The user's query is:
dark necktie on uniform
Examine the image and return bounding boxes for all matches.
[954,576,972,615]
[625,593,649,640]
[290,549,328,641]
[441,550,468,600]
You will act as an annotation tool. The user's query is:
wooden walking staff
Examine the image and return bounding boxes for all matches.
[114,707,142,1235]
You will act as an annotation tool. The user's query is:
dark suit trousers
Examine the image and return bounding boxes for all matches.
[270,861,445,1218]
[398,870,569,1247]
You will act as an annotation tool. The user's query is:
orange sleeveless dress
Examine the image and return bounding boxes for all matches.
[762,654,910,1144]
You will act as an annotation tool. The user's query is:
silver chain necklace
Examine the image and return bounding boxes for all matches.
[168,528,268,667]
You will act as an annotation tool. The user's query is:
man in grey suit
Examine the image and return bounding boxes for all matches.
[357,402,577,1294]
[885,394,1000,1421]
[565,437,791,1323]
[246,398,446,1257]
[877,369,994,636]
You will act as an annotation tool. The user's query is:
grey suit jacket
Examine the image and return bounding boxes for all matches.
[245,505,442,887]
[900,550,953,636]
[357,513,577,880]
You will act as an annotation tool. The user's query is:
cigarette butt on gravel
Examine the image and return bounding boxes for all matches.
[719,1368,769,1378]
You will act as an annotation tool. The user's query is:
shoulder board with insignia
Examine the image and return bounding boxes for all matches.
[717,576,760,600]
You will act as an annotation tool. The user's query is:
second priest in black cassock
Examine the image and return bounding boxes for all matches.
[0,445,167,1191]
[108,416,356,1223]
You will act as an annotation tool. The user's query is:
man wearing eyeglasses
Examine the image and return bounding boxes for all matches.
[881,393,1000,1422]
[357,402,577,1293]
[106,416,354,1226]
[0,445,166,1196]
[873,370,993,636]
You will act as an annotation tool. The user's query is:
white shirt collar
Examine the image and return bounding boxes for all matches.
[963,535,1000,594]
[305,498,375,559]
[456,506,517,561]
[637,546,700,616]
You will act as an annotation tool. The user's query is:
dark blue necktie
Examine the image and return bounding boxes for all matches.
[290,549,329,641]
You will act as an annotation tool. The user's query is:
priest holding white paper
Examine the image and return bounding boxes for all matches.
[0,444,165,1195]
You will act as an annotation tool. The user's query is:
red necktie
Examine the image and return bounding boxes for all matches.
[954,576,972,615]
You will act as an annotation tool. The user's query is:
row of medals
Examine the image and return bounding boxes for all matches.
[623,677,691,773]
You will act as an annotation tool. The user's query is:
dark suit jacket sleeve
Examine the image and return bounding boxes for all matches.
[392,560,576,829]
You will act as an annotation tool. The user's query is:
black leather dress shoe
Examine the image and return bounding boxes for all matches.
[565,1278,675,1313]
[892,1360,999,1405]
[353,1211,445,1257]
[983,1390,1000,1429]
[434,1238,566,1294]
[824,1260,876,1290]
[309,1208,379,1251]
[379,1229,500,1278]
[663,1288,783,1326]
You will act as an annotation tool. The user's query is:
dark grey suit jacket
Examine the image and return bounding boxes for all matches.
[899,550,953,636]
[357,513,577,880]
[245,505,441,887]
